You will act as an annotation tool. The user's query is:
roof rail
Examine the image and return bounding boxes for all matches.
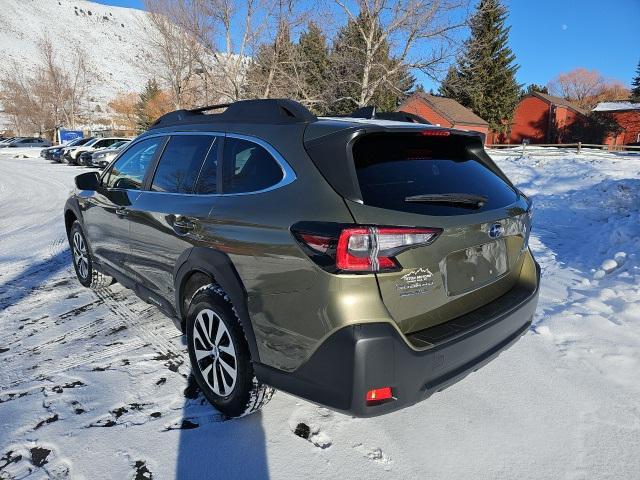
[346,106,431,125]
[150,99,317,129]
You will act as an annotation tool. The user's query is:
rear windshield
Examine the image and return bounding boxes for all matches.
[352,133,517,216]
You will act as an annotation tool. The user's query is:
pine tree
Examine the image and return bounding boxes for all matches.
[441,0,520,134]
[135,79,162,132]
[525,84,548,95]
[329,14,414,114]
[296,22,330,114]
[630,59,640,102]
[439,66,464,100]
[245,21,296,99]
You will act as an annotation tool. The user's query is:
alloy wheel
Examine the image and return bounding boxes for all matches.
[72,231,89,279]
[192,308,238,397]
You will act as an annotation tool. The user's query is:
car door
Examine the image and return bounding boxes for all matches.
[127,133,221,297]
[82,136,165,278]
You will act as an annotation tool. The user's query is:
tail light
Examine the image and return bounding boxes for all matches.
[292,222,441,273]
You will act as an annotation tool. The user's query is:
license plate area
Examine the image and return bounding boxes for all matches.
[442,239,508,296]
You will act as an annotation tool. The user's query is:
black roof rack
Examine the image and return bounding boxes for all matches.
[150,99,317,129]
[347,106,431,125]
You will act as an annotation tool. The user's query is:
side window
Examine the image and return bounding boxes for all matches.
[195,138,219,194]
[106,137,162,190]
[222,138,284,194]
[151,135,216,194]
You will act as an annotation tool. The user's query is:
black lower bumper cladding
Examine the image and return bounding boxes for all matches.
[256,265,540,417]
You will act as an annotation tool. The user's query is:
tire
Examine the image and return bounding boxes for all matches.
[186,284,274,418]
[69,220,112,290]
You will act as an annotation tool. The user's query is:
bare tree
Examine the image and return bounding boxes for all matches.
[333,0,467,108]
[0,35,92,137]
[143,0,208,108]
[548,68,630,110]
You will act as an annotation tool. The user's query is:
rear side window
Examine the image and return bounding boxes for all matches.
[352,133,517,216]
[222,138,283,193]
[151,135,216,194]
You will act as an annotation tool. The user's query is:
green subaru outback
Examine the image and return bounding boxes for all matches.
[65,99,539,417]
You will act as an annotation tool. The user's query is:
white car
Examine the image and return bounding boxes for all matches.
[64,137,130,165]
[90,140,132,168]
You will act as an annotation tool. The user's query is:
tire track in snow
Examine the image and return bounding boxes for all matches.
[96,289,186,367]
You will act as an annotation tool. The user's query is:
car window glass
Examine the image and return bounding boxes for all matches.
[222,138,283,193]
[151,135,215,194]
[106,137,162,190]
[195,139,219,194]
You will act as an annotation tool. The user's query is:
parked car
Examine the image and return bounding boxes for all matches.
[42,137,88,161]
[58,137,95,163]
[0,137,20,146]
[89,140,131,168]
[64,137,129,165]
[64,99,539,418]
[0,137,51,148]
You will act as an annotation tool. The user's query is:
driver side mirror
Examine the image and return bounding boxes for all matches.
[75,171,100,191]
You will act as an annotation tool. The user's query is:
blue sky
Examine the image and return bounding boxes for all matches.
[96,0,640,90]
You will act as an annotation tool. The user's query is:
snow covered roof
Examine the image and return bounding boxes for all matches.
[593,102,640,112]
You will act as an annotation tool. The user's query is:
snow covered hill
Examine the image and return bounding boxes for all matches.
[0,0,154,106]
[0,148,639,479]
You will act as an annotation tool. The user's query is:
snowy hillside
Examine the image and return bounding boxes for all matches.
[0,147,639,478]
[0,0,154,104]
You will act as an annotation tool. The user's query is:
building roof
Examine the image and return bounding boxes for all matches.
[592,101,640,112]
[400,93,489,126]
[530,92,588,115]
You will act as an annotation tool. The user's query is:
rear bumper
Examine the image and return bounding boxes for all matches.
[256,262,540,417]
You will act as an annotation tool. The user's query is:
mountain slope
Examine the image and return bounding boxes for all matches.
[0,0,154,107]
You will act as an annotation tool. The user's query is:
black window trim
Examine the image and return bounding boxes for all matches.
[107,131,296,197]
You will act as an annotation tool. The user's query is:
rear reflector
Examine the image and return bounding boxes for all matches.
[366,387,393,404]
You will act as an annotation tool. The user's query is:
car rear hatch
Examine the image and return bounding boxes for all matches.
[305,125,532,335]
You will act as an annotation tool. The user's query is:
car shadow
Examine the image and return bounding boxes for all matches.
[0,248,71,309]
[174,372,270,480]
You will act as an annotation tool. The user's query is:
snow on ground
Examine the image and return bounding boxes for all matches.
[0,147,639,479]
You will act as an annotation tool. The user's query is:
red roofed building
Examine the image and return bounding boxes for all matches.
[592,102,640,146]
[398,93,490,142]
[509,92,587,144]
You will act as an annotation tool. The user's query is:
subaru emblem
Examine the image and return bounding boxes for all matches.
[488,223,504,239]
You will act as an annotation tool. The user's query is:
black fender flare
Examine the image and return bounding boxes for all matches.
[174,247,260,362]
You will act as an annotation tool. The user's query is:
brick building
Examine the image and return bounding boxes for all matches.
[592,102,640,146]
[509,92,587,144]
[398,93,490,142]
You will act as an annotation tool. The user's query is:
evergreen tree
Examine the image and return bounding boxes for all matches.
[329,14,414,114]
[439,66,463,100]
[630,59,640,102]
[440,0,520,134]
[525,83,548,95]
[135,79,162,132]
[245,21,295,99]
[296,22,330,114]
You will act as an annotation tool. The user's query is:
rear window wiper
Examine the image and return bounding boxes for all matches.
[404,193,488,208]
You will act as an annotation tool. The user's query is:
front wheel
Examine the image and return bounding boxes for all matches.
[69,220,112,290]
[186,285,274,418]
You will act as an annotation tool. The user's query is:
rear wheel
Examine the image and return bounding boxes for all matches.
[69,221,112,290]
[186,284,274,418]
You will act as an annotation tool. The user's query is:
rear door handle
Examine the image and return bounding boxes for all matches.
[115,207,128,217]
